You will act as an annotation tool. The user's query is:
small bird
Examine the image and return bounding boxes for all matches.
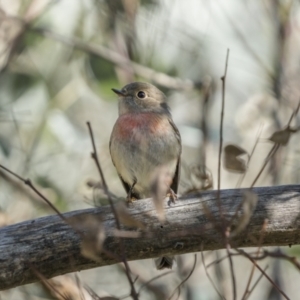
[109,82,181,269]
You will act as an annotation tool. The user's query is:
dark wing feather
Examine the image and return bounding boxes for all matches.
[109,136,141,199]
[168,118,182,193]
[119,176,141,199]
[171,156,181,193]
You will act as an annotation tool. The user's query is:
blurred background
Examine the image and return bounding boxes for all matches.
[1,0,300,299]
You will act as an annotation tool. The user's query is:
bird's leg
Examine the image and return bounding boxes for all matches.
[126,180,137,203]
[167,188,178,204]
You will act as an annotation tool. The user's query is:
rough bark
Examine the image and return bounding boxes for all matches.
[1,185,300,291]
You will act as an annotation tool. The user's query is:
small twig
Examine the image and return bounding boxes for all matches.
[217,49,230,223]
[86,123,109,194]
[236,249,290,300]
[74,273,85,300]
[0,169,49,209]
[86,121,139,300]
[287,99,300,127]
[86,121,121,229]
[251,99,300,187]
[225,230,236,300]
[199,76,213,170]
[0,164,67,222]
[241,219,268,300]
[252,250,300,271]
[85,285,103,300]
[206,252,247,269]
[167,254,197,300]
[236,123,264,188]
[251,144,279,187]
[201,245,225,300]
[245,265,269,300]
[29,264,68,300]
[137,271,173,296]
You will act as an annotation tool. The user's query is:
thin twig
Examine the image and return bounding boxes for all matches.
[225,230,236,300]
[252,250,300,271]
[217,49,229,193]
[241,219,268,300]
[206,252,247,269]
[199,76,212,170]
[85,285,103,300]
[167,254,197,300]
[86,123,109,194]
[245,265,269,300]
[236,249,290,300]
[0,168,49,208]
[0,164,67,222]
[251,144,279,187]
[138,271,173,296]
[251,99,300,187]
[86,122,139,300]
[74,273,86,300]
[201,245,225,300]
[287,99,300,126]
[236,123,264,188]
[29,264,68,300]
[216,49,230,222]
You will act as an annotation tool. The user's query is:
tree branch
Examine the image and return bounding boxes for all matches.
[1,184,300,291]
[30,27,195,91]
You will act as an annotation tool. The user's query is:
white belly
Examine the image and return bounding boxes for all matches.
[110,126,180,197]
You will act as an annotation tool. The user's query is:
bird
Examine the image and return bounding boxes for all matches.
[109,82,181,269]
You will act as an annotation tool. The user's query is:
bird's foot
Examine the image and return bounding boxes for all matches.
[126,195,137,204]
[167,188,178,204]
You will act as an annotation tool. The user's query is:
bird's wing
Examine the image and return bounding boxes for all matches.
[109,136,141,199]
[168,118,182,193]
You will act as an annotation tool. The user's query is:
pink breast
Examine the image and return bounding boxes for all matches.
[114,113,169,139]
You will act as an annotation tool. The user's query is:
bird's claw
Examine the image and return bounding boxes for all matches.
[126,196,137,204]
[167,189,178,204]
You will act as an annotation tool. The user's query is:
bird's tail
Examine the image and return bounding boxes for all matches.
[155,256,175,270]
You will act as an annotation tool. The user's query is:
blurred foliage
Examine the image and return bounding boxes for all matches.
[0,0,300,299]
[0,71,39,98]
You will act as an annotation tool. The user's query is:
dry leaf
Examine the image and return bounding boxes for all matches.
[224,144,248,173]
[68,214,105,262]
[115,202,145,229]
[181,164,213,195]
[190,164,213,191]
[268,126,298,145]
[45,275,92,300]
[231,190,258,237]
[85,285,119,300]
[150,166,173,223]
[86,179,101,189]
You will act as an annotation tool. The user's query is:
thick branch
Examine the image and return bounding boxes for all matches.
[1,185,300,291]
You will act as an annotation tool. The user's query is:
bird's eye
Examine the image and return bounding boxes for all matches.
[137,91,146,99]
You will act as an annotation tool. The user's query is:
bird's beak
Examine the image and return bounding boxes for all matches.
[112,88,125,96]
